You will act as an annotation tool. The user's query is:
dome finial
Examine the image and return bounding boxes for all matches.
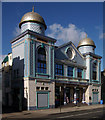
[32,6,34,12]
[85,33,87,38]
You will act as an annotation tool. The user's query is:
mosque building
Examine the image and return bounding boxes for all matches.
[2,7,102,110]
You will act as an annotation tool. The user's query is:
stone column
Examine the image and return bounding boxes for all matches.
[82,87,86,103]
[70,87,73,103]
[97,60,101,83]
[64,85,66,105]
[74,87,77,104]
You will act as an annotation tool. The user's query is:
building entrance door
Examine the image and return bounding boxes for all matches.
[66,87,70,103]
[55,86,64,107]
[76,89,80,103]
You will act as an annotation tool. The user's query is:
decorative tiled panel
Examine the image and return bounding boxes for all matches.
[51,47,53,78]
[78,46,94,54]
[24,41,28,77]
[21,22,45,35]
[30,41,33,75]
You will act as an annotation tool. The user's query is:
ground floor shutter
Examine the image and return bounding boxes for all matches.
[93,92,98,104]
[37,93,48,108]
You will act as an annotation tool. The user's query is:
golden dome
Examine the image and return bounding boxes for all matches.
[77,36,96,49]
[19,8,47,29]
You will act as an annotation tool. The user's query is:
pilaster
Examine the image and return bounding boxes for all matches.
[24,40,28,77]
[48,42,51,79]
[97,60,101,83]
[82,87,86,103]
[73,67,75,78]
[33,41,35,77]
[75,68,77,78]
[28,40,30,76]
[86,55,91,82]
[52,46,55,79]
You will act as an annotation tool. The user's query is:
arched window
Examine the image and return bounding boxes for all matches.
[37,47,46,73]
[92,62,97,80]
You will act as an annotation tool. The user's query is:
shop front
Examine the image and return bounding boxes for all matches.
[55,83,86,107]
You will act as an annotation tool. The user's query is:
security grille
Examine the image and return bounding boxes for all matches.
[37,93,48,108]
[93,93,98,104]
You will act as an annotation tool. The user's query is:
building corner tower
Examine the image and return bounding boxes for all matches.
[77,35,101,105]
[11,7,56,111]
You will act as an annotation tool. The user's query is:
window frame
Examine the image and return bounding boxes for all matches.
[37,47,47,74]
[55,64,63,76]
[92,62,97,80]
[77,68,83,78]
[68,66,74,77]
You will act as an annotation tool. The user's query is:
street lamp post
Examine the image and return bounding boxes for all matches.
[60,86,61,113]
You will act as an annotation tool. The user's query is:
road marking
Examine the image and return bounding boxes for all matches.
[57,110,102,119]
[92,117,97,118]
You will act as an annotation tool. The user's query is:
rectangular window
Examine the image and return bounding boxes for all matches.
[68,66,74,77]
[93,72,97,80]
[55,64,63,75]
[38,62,46,74]
[77,68,83,78]
[41,87,44,90]
[92,63,97,80]
[45,87,49,90]
[36,87,40,90]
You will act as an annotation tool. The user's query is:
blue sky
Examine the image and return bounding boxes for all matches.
[2,2,103,69]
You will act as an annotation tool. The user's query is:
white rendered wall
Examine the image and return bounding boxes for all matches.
[12,43,24,77]
[85,55,90,80]
[85,85,101,104]
[78,46,95,54]
[8,53,12,66]
[12,43,24,60]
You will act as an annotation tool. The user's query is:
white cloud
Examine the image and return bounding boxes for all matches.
[46,23,86,46]
[99,33,103,39]
[95,25,103,40]
[99,33,105,40]
[0,55,7,69]
[13,25,21,37]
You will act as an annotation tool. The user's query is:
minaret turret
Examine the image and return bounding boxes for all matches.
[77,34,96,54]
[19,7,47,35]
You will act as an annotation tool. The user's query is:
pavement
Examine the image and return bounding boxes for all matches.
[2,104,105,119]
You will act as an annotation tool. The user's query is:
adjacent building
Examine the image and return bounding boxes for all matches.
[101,70,105,104]
[2,8,102,110]
[2,53,12,107]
